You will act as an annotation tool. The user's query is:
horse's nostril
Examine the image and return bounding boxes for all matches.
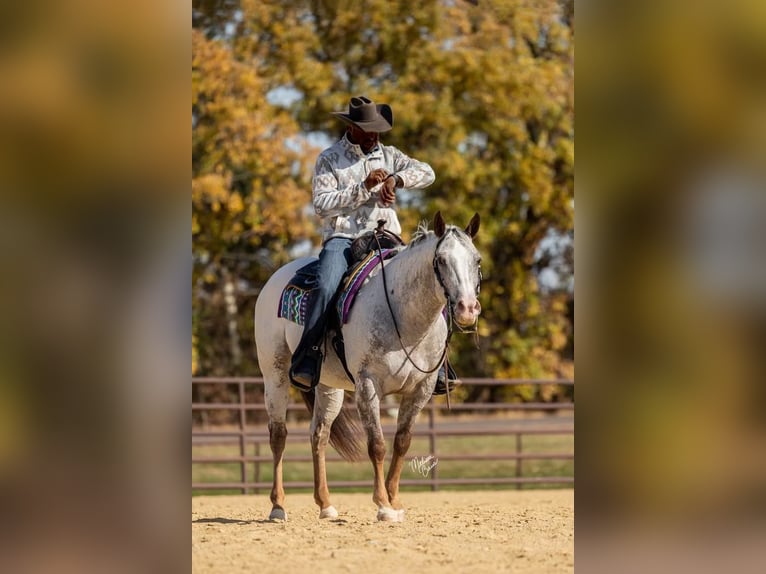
[456,298,480,318]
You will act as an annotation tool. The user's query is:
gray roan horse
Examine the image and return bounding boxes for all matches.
[254,212,482,522]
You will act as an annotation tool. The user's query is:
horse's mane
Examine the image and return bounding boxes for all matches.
[407,221,465,249]
[408,220,432,246]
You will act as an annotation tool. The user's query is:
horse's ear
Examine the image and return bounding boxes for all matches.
[465,213,480,239]
[434,211,446,237]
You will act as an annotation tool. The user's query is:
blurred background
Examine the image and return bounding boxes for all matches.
[577,0,766,572]
[0,1,188,572]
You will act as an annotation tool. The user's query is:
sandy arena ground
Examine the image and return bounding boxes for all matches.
[192,489,573,573]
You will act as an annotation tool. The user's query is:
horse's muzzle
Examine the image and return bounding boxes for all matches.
[454,297,481,327]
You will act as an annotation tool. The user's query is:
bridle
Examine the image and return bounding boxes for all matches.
[374,229,481,376]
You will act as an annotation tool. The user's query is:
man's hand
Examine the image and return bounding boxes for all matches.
[364,168,389,191]
[379,174,398,206]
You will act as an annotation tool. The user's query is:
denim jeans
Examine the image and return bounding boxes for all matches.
[292,237,353,367]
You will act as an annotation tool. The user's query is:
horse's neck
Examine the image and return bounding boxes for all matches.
[383,239,444,333]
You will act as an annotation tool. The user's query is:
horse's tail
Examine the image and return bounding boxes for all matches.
[300,390,366,462]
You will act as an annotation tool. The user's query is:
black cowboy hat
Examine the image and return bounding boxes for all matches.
[331,96,393,133]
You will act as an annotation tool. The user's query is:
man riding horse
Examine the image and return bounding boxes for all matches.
[289,95,456,394]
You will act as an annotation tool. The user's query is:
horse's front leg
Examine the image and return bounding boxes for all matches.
[310,386,345,519]
[386,386,432,514]
[355,377,400,521]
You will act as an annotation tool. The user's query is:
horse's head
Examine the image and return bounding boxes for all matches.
[433,212,482,328]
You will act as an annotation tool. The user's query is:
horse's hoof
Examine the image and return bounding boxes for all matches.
[376,507,404,522]
[319,505,338,519]
[269,507,287,521]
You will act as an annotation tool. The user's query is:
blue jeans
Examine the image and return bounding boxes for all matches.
[292,237,353,368]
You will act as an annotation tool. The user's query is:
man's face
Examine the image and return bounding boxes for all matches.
[348,125,380,153]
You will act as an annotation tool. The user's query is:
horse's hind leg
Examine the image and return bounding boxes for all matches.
[267,419,288,520]
[310,385,344,519]
[263,349,291,521]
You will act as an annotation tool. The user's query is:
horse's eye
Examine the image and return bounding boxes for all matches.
[436,255,446,266]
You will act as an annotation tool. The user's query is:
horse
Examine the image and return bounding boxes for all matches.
[253,212,482,522]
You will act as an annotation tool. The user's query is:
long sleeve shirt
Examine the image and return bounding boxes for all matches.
[311,133,435,242]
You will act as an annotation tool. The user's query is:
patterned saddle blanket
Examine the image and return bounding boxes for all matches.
[277,248,398,326]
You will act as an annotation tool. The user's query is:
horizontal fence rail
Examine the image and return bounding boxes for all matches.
[192,377,574,494]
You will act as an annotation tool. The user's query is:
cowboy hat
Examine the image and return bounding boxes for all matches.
[331,96,393,132]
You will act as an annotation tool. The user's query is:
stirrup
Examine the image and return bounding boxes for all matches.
[433,363,460,395]
[433,377,460,395]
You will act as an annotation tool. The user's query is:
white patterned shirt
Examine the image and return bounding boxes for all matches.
[312,133,435,242]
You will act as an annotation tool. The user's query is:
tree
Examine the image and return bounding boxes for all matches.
[192,29,314,375]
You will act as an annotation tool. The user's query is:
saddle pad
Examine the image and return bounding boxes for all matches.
[277,284,314,325]
[277,260,319,325]
[336,248,397,324]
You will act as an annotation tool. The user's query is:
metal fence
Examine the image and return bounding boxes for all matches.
[192,377,574,494]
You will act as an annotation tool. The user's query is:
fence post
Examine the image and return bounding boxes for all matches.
[515,432,522,490]
[253,442,260,494]
[238,380,247,494]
